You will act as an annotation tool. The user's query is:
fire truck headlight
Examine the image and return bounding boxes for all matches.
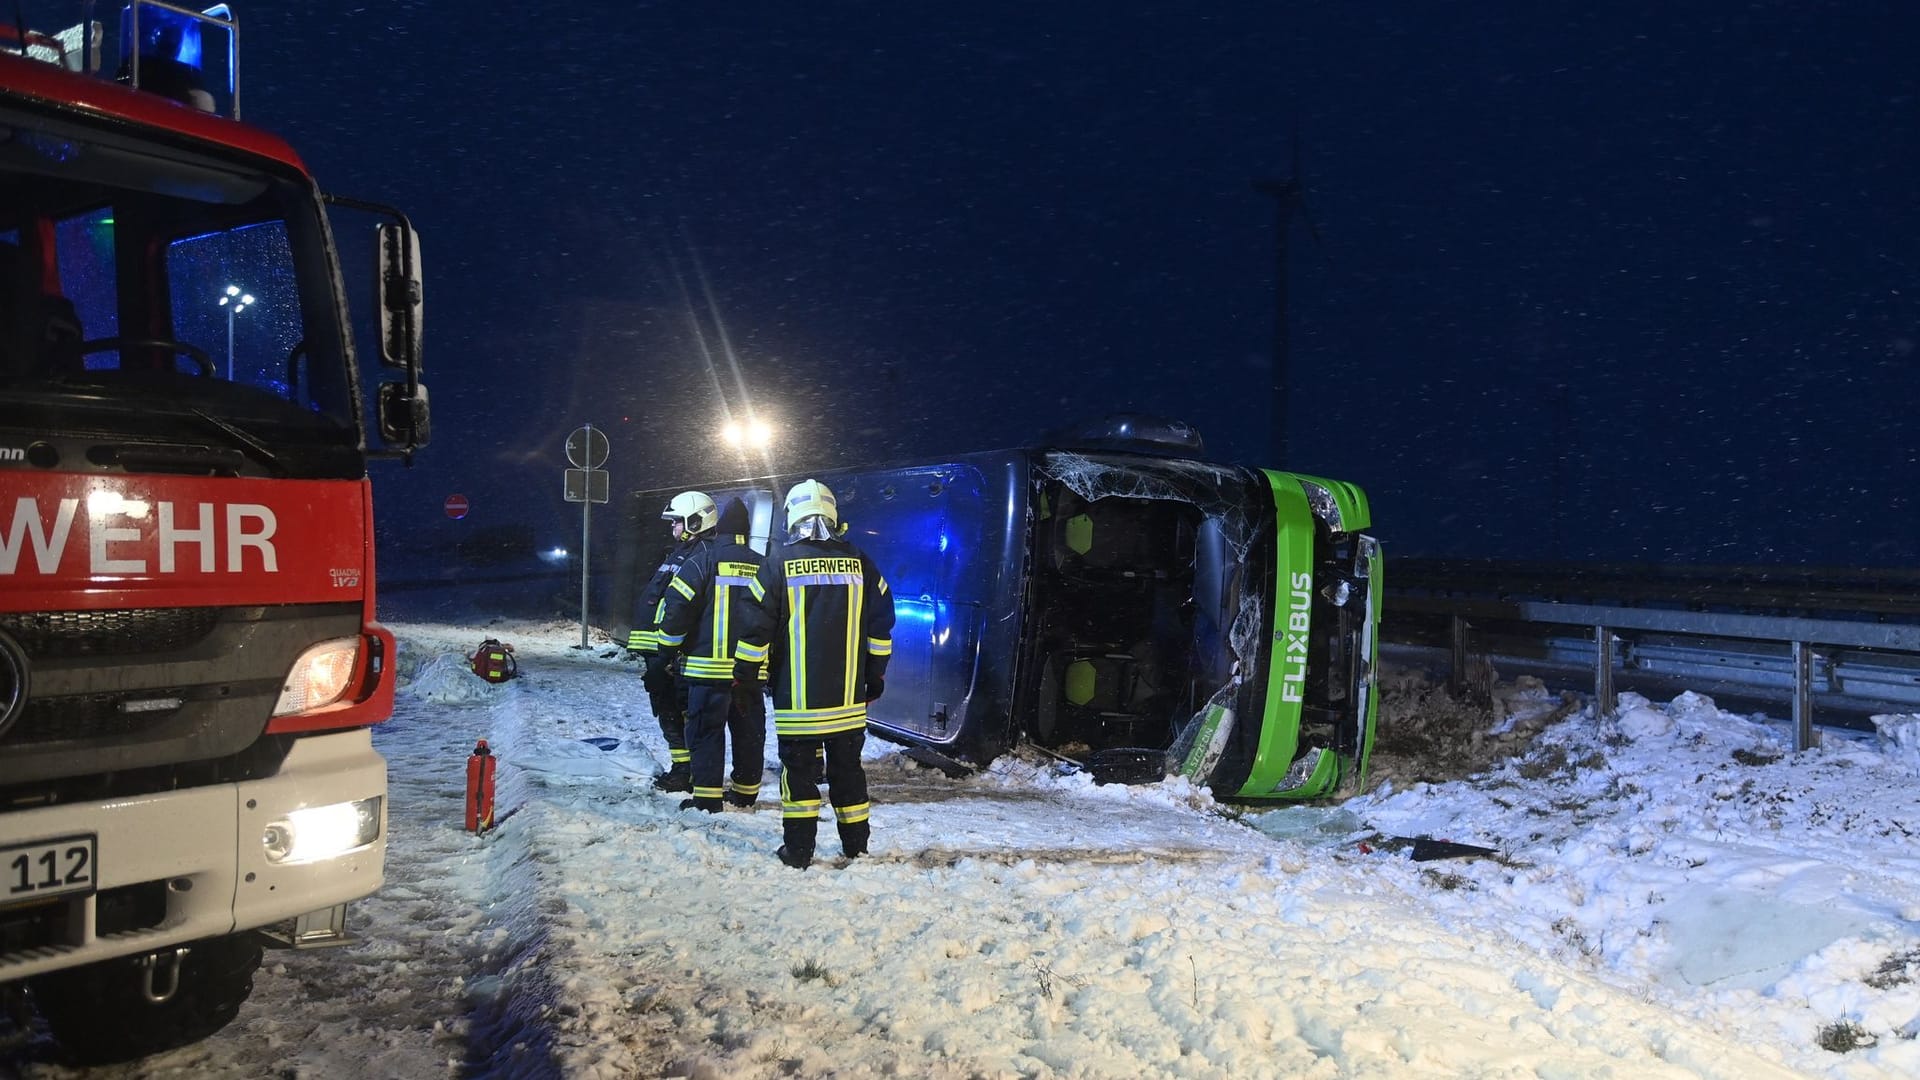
[273,638,361,716]
[263,797,383,864]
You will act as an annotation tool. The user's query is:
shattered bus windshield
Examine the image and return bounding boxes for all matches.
[1029,452,1257,757]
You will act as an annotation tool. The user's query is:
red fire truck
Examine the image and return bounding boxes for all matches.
[0,3,427,1062]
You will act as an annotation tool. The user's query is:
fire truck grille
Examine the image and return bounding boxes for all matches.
[0,608,223,658]
[0,880,168,958]
[8,693,183,745]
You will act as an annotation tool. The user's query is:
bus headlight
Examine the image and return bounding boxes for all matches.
[1299,480,1344,533]
[273,637,360,716]
[262,796,383,864]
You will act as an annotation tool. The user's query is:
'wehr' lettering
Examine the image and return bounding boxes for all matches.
[0,497,280,575]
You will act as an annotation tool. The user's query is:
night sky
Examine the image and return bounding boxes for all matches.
[241,2,1915,571]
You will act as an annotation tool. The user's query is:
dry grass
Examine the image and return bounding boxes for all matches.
[1864,947,1920,991]
[1367,665,1581,790]
[1420,869,1475,891]
[1817,1020,1876,1054]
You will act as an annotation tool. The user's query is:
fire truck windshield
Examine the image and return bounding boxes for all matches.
[0,101,363,480]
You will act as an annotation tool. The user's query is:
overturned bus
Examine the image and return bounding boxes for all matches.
[616,419,1382,801]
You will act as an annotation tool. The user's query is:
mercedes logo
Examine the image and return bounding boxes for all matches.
[0,629,27,741]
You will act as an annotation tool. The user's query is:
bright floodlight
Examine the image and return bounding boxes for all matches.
[722,416,773,450]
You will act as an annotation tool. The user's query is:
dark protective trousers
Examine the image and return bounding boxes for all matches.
[641,657,690,765]
[683,682,768,810]
[777,729,870,859]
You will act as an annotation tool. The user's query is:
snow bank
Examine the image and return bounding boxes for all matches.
[14,619,1915,1079]
[1871,713,1920,774]
[1337,687,1920,1079]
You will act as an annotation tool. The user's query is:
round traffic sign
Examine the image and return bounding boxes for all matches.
[444,493,470,519]
[566,425,610,469]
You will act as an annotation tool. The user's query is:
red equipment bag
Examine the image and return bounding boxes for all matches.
[468,638,518,683]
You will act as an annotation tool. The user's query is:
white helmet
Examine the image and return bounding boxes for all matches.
[784,479,837,534]
[662,490,718,537]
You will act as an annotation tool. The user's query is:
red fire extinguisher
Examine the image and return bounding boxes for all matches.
[465,739,496,833]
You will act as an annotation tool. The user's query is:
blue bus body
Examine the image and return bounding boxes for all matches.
[621,441,1381,800]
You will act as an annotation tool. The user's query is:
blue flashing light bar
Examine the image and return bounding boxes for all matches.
[117,2,239,118]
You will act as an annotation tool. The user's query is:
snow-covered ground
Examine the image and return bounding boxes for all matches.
[10,612,1920,1079]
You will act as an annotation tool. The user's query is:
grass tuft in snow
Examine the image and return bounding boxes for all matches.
[1028,960,1086,1001]
[1817,1020,1876,1054]
[790,959,830,984]
[1516,744,1570,781]
[1550,917,1596,958]
[1420,869,1475,891]
[1863,947,1920,990]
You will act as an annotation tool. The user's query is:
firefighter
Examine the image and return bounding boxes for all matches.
[655,496,768,813]
[735,479,894,869]
[629,490,717,792]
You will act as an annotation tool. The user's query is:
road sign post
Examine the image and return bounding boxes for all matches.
[563,424,610,649]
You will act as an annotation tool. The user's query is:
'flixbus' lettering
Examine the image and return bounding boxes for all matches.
[0,497,280,575]
[1281,570,1312,703]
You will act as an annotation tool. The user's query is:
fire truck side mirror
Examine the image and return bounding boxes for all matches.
[375,222,423,371]
[379,381,431,449]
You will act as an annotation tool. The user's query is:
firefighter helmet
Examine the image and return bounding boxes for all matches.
[662,490,718,536]
[784,479,838,532]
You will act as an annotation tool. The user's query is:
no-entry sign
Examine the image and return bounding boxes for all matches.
[444,494,470,520]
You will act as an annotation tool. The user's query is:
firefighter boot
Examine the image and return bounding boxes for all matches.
[679,797,722,813]
[838,820,870,860]
[651,763,692,793]
[778,817,815,869]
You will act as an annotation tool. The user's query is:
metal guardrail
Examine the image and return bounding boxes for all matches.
[1383,560,1920,751]
[1385,558,1920,619]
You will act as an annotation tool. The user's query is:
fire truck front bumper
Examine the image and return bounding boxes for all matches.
[0,729,386,982]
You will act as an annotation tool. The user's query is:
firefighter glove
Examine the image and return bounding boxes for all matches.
[731,681,760,716]
[643,650,676,687]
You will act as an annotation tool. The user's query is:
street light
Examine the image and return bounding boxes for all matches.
[218,284,255,380]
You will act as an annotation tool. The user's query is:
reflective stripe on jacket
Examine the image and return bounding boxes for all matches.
[737,536,894,737]
[657,505,766,682]
[630,538,698,653]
